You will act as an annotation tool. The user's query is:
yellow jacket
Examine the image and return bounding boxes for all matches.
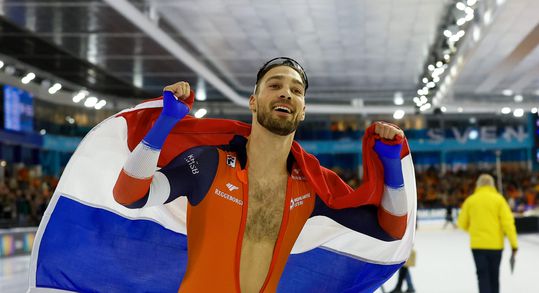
[457,186,518,250]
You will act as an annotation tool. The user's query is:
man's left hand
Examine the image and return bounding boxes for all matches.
[374,122,404,140]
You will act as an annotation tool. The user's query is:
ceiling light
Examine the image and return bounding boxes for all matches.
[441,106,447,112]
[531,107,538,114]
[469,117,476,124]
[443,30,452,38]
[502,89,513,96]
[72,90,89,103]
[436,61,443,67]
[422,77,429,83]
[65,116,75,124]
[484,10,492,25]
[513,108,524,117]
[95,99,107,110]
[464,7,474,14]
[393,109,405,120]
[467,0,477,5]
[464,11,474,21]
[427,82,436,88]
[48,83,62,94]
[0,60,4,69]
[456,30,466,38]
[39,129,47,135]
[393,92,404,105]
[456,2,466,10]
[444,54,450,61]
[84,96,98,108]
[419,103,432,112]
[21,72,36,84]
[457,107,463,113]
[456,18,467,26]
[501,107,511,114]
[194,108,207,118]
[413,97,420,104]
[513,94,523,102]
[196,78,206,101]
[428,64,435,71]
[433,76,440,83]
[420,96,428,104]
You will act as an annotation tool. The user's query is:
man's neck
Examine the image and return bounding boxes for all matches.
[246,124,294,175]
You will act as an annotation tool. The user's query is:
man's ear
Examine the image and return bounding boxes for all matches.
[249,95,256,113]
[300,106,306,121]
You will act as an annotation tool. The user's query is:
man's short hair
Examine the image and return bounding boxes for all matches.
[254,57,308,94]
[476,174,495,189]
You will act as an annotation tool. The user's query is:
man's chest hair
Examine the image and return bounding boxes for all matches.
[244,179,286,241]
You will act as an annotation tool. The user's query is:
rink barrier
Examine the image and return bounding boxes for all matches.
[0,227,37,257]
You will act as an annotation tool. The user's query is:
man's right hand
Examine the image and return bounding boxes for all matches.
[162,82,191,120]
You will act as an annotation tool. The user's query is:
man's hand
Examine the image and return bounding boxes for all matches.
[164,81,191,101]
[374,122,404,140]
[162,82,191,120]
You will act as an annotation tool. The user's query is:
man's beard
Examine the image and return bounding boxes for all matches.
[256,104,301,136]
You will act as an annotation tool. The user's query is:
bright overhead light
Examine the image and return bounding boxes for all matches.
[436,61,443,67]
[456,18,467,26]
[456,30,466,38]
[0,60,4,69]
[427,82,436,88]
[513,94,523,102]
[21,72,36,84]
[195,78,206,101]
[502,89,513,96]
[48,83,62,94]
[457,107,463,113]
[484,10,492,25]
[94,99,107,110]
[441,106,447,112]
[419,103,432,112]
[433,76,440,83]
[464,11,474,21]
[420,96,428,104]
[393,92,404,105]
[428,64,435,71]
[513,108,524,117]
[194,108,207,118]
[413,97,420,104]
[501,107,511,114]
[84,96,98,108]
[422,77,429,83]
[456,2,466,10]
[39,129,47,135]
[393,109,405,120]
[467,0,477,5]
[443,30,452,38]
[531,107,538,114]
[464,7,474,15]
[444,54,450,61]
[72,90,89,103]
[65,116,75,124]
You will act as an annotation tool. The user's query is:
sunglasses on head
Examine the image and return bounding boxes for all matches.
[256,57,309,91]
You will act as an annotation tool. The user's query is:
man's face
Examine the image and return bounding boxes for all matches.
[250,66,306,136]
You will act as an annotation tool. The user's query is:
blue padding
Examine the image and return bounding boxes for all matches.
[37,196,185,293]
[279,247,403,293]
[143,114,180,150]
[374,140,402,159]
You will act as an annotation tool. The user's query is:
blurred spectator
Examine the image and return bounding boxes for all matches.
[0,165,54,228]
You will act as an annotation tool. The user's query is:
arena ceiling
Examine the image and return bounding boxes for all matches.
[0,0,538,115]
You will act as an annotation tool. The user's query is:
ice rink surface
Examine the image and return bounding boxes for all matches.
[2,220,538,293]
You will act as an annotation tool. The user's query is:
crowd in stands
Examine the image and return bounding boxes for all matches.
[1,162,538,229]
[0,165,57,228]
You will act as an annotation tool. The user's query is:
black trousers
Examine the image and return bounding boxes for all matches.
[472,249,502,293]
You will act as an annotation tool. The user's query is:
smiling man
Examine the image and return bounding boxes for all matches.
[112,57,410,292]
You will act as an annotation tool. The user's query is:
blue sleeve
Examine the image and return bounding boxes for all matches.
[373,140,404,188]
[159,146,219,206]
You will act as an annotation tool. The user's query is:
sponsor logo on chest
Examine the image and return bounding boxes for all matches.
[290,193,311,210]
[226,154,236,168]
[214,188,243,206]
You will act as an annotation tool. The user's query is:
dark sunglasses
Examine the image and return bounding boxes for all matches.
[256,57,309,91]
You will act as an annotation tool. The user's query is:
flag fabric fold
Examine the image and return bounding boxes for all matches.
[28,96,416,293]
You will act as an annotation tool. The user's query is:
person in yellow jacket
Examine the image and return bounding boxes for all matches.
[458,174,518,293]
